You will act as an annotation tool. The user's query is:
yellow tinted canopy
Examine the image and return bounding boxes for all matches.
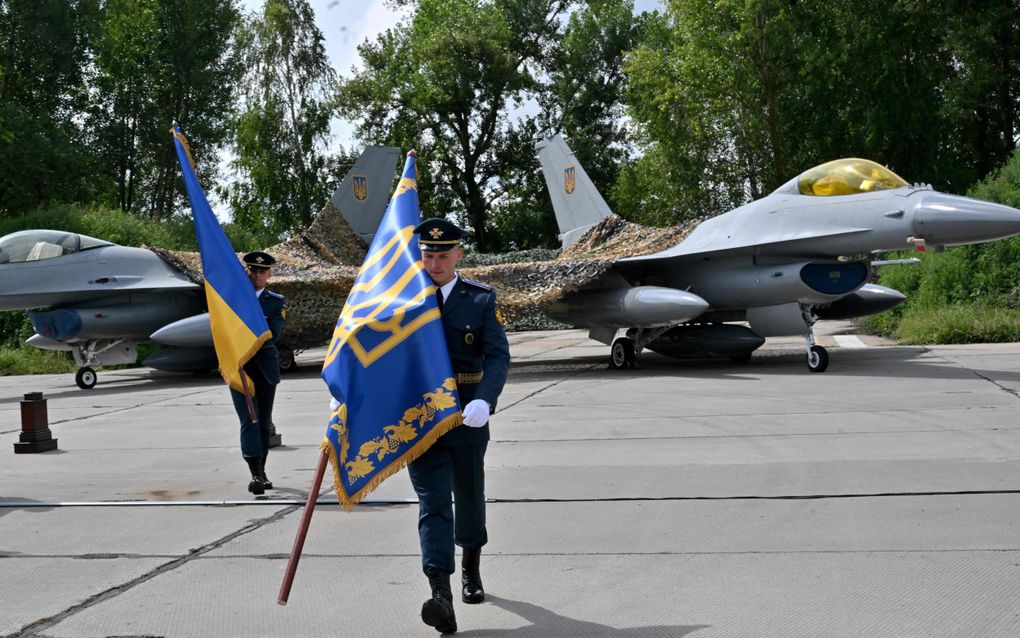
[798,158,907,196]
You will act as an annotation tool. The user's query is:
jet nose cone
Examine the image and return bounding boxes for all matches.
[912,192,1020,246]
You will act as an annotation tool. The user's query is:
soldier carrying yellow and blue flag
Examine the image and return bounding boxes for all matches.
[170,126,271,393]
[321,151,461,510]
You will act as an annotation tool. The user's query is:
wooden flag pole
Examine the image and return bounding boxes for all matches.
[277,449,329,605]
[238,366,258,423]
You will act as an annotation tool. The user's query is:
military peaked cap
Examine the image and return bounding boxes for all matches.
[413,218,466,251]
[243,251,276,269]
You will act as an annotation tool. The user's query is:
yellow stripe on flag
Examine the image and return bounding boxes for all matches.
[205,282,270,393]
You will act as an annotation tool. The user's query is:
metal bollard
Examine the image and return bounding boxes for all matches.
[268,420,282,448]
[13,392,58,453]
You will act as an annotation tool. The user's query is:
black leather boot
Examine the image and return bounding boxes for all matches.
[421,571,457,634]
[461,547,484,604]
[245,458,265,495]
[259,452,273,489]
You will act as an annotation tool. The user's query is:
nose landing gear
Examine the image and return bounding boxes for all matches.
[75,366,97,389]
[805,333,829,373]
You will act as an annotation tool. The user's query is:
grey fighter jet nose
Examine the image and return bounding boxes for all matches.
[911,191,1020,247]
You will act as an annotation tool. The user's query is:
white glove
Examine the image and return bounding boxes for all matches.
[329,397,341,411]
[461,399,490,428]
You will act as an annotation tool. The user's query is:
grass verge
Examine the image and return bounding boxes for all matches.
[860,305,1020,344]
[0,347,77,376]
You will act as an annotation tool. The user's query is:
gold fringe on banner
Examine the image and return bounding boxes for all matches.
[321,412,462,511]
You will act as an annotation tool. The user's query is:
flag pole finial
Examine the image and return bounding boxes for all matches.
[407,149,417,158]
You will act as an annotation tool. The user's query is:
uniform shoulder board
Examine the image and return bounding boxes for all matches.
[461,278,493,292]
[265,290,285,300]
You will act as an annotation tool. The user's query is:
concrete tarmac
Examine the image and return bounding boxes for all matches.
[1,324,1018,637]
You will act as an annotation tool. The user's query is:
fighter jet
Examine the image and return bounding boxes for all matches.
[0,146,401,388]
[535,134,1020,372]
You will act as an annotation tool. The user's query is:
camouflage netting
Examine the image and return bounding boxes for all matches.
[460,214,704,326]
[149,202,366,352]
[152,206,703,349]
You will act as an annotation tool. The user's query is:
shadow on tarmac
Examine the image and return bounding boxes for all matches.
[0,497,54,524]
[0,369,218,404]
[456,595,708,637]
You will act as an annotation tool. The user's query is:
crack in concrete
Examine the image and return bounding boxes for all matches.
[4,504,300,638]
[968,368,1020,400]
[497,363,602,414]
[46,389,215,426]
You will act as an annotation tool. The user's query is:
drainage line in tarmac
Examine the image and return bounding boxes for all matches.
[488,489,1020,502]
[5,502,302,638]
[2,489,1018,509]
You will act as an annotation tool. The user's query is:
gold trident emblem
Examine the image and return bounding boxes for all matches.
[429,228,443,239]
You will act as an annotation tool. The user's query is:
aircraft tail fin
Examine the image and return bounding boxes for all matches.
[536,134,614,247]
[294,145,402,265]
[328,146,403,244]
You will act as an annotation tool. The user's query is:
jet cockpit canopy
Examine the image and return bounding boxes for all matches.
[797,158,908,196]
[0,230,112,264]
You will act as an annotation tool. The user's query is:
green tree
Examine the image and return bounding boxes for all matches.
[339,0,572,252]
[227,0,340,237]
[622,0,799,224]
[943,0,1020,186]
[89,0,240,219]
[0,0,100,216]
[537,0,642,212]
[620,1,993,224]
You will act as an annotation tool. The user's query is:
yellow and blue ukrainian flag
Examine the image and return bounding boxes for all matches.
[321,153,460,510]
[171,126,270,393]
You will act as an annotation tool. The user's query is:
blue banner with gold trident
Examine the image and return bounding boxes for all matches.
[320,152,461,509]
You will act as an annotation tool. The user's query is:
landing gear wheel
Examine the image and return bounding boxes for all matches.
[807,345,829,373]
[278,347,296,373]
[610,337,636,370]
[75,366,97,389]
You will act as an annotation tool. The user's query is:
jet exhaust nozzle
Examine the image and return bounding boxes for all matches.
[912,192,1020,247]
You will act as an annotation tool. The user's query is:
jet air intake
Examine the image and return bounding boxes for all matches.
[547,286,708,328]
[28,303,198,341]
[687,261,869,309]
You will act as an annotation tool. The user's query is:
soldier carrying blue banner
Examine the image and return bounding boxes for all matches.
[408,216,510,634]
[315,151,509,633]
